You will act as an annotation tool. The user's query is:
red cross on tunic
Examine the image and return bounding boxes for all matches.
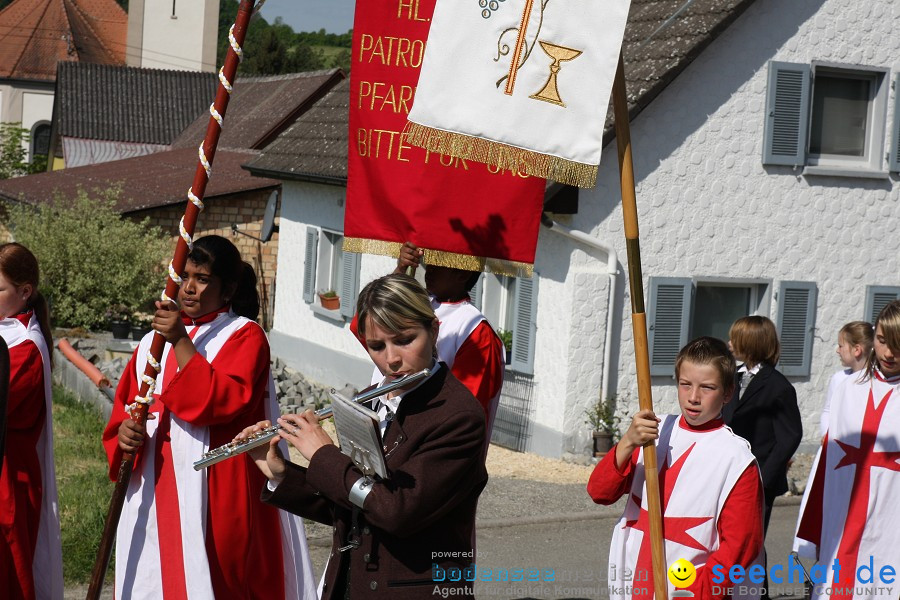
[830,384,900,596]
[624,443,715,600]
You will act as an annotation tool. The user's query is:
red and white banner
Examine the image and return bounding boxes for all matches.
[406,0,632,188]
[344,0,546,275]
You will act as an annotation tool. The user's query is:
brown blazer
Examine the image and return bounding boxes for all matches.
[262,364,488,599]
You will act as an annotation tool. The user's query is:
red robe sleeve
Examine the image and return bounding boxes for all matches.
[450,321,504,421]
[586,443,639,504]
[6,340,45,431]
[102,351,141,480]
[690,463,765,600]
[161,322,270,427]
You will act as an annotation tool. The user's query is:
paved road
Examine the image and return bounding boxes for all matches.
[69,485,812,600]
[305,499,810,600]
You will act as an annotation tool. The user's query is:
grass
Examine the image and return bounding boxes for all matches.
[52,384,115,584]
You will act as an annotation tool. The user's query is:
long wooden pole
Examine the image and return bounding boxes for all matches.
[612,52,669,600]
[85,2,258,597]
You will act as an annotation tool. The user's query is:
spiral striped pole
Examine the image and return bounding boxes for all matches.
[86,1,263,596]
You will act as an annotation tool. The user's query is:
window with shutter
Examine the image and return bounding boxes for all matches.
[864,286,900,323]
[469,274,484,311]
[339,251,361,318]
[890,73,900,173]
[763,61,811,166]
[302,227,318,304]
[510,275,538,375]
[776,281,817,377]
[648,278,693,376]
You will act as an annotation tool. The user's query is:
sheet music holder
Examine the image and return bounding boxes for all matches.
[328,389,388,479]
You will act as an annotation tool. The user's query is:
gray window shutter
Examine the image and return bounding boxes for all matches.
[339,251,361,318]
[864,285,900,323]
[890,73,900,172]
[776,281,817,377]
[469,273,484,310]
[510,274,538,375]
[763,61,811,166]
[648,277,693,376]
[302,226,318,304]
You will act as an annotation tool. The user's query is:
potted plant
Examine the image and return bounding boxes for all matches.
[584,394,620,457]
[497,329,513,364]
[105,304,132,339]
[131,312,153,341]
[318,290,340,310]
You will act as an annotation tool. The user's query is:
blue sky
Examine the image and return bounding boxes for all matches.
[259,0,356,33]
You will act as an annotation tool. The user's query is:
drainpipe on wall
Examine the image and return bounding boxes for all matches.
[540,213,619,406]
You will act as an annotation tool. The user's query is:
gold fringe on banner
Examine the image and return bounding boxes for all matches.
[343,237,534,278]
[404,121,598,189]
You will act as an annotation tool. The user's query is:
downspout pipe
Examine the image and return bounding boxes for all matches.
[540,213,620,407]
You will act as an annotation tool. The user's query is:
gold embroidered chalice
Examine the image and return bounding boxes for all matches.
[530,41,582,107]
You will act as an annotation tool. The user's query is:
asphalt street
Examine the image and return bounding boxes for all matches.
[305,498,810,600]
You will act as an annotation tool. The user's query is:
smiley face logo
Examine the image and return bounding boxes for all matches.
[667,559,697,588]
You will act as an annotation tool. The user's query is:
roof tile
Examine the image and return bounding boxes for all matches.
[0,0,126,80]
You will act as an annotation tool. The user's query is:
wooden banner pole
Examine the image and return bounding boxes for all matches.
[612,51,669,600]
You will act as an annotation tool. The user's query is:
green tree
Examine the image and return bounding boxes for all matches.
[216,0,326,75]
[7,187,170,329]
[0,123,30,179]
[0,123,50,178]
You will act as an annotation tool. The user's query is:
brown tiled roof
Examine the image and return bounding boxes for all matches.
[245,0,757,182]
[55,62,218,144]
[243,78,349,183]
[0,147,278,213]
[0,0,126,81]
[170,69,345,151]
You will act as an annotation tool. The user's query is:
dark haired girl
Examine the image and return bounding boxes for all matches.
[0,242,63,600]
[102,235,315,599]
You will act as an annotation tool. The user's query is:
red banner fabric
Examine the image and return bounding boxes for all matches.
[344,0,546,275]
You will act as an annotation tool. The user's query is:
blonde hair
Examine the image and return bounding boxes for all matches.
[729,316,780,368]
[866,301,900,378]
[839,321,873,354]
[675,336,736,392]
[356,274,436,337]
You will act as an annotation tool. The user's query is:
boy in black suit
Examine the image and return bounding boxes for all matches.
[725,316,802,600]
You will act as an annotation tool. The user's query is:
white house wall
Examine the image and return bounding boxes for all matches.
[270,180,395,389]
[556,0,899,454]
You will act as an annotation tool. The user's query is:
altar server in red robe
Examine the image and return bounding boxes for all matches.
[588,337,764,600]
[103,235,315,599]
[0,242,63,600]
[795,301,900,600]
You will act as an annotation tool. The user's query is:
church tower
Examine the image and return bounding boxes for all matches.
[126,0,220,72]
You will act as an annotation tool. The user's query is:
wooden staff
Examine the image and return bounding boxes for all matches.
[85,1,259,597]
[612,52,669,600]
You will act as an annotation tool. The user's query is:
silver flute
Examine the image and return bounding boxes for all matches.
[192,368,431,470]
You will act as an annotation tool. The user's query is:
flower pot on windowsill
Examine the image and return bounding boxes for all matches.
[592,431,614,457]
[318,293,340,311]
[110,319,131,339]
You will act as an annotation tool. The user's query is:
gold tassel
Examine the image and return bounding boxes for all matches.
[403,121,598,189]
[342,237,534,278]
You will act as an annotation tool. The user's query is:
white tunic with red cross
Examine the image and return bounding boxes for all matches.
[795,369,900,600]
[607,415,757,600]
